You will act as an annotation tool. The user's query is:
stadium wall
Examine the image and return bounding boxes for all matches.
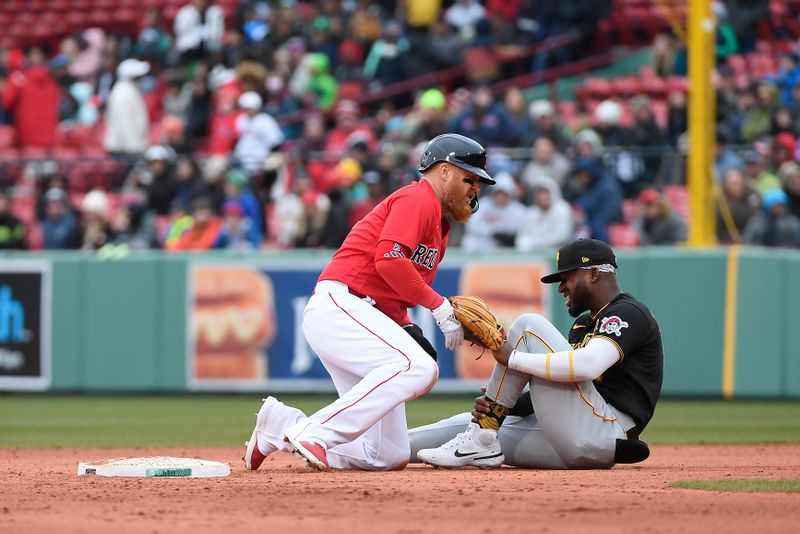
[1,248,798,397]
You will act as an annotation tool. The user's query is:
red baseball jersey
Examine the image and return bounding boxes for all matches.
[319,179,450,324]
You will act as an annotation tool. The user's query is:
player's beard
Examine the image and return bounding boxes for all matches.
[443,180,474,223]
[568,279,592,317]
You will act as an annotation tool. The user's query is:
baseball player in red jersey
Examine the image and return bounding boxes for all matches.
[243,133,495,471]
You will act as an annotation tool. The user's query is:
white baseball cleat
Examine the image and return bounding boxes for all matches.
[243,397,278,470]
[417,422,504,468]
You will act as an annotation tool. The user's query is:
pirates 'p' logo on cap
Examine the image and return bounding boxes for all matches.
[582,256,590,263]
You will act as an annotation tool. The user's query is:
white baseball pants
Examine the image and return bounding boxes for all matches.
[262,280,438,470]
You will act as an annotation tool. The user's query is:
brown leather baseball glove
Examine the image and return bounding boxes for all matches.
[449,296,506,350]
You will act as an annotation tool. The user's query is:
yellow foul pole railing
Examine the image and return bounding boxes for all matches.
[687,0,717,246]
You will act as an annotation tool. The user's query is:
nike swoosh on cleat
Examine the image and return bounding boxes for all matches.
[453,449,481,458]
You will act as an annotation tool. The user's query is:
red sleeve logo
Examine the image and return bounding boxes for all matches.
[599,316,629,337]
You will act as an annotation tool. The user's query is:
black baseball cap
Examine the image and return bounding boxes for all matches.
[540,239,617,284]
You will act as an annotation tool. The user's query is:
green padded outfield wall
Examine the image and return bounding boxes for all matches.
[1,247,798,397]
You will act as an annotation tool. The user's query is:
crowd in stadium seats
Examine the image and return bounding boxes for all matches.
[1,0,799,252]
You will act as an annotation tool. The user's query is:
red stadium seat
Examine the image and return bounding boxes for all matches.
[10,193,36,225]
[0,125,16,149]
[608,223,640,248]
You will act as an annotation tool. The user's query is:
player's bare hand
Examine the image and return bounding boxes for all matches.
[471,387,490,420]
[491,342,512,366]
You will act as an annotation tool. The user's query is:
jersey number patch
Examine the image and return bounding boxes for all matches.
[599,316,629,337]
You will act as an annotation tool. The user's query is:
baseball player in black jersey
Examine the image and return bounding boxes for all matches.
[411,238,664,468]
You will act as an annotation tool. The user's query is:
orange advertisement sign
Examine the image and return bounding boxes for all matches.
[455,262,549,380]
[190,267,276,380]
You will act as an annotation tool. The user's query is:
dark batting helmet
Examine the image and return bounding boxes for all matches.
[418,133,495,185]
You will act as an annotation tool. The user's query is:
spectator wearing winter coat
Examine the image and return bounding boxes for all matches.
[223,168,263,243]
[566,156,624,244]
[104,59,150,155]
[515,175,574,251]
[2,48,60,147]
[521,137,571,192]
[214,201,260,249]
[717,167,761,243]
[233,91,284,174]
[461,172,526,251]
[742,188,800,247]
[779,162,800,219]
[448,84,520,147]
[174,0,225,63]
[632,188,687,246]
[528,99,570,151]
[41,189,79,250]
[0,191,26,250]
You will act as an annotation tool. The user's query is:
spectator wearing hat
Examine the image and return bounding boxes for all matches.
[742,188,800,248]
[406,88,449,143]
[573,128,603,158]
[141,145,178,216]
[594,99,628,147]
[461,171,526,251]
[80,189,112,250]
[233,91,284,174]
[2,47,60,147]
[528,99,569,151]
[104,58,150,155]
[224,168,263,243]
[215,201,260,250]
[632,188,687,246]
[521,137,571,192]
[42,188,80,250]
[0,191,26,250]
[290,52,338,111]
[174,0,225,64]
[717,166,761,243]
[516,175,575,252]
[565,156,624,244]
[743,149,781,195]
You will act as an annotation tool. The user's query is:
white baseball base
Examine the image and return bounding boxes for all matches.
[77,456,230,478]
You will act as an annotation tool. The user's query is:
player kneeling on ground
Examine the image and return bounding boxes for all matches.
[412,238,664,469]
[243,133,496,471]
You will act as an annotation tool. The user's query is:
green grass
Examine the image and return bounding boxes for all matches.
[670,479,800,493]
[0,395,799,449]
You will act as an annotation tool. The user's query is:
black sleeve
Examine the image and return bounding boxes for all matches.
[594,302,650,361]
[403,323,437,362]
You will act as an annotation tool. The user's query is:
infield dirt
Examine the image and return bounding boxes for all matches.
[1,444,799,533]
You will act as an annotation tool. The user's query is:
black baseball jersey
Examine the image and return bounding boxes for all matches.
[568,292,663,434]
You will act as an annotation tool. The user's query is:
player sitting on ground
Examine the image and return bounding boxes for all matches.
[411,238,664,469]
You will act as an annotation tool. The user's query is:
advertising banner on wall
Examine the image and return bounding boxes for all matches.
[188,260,548,392]
[0,261,51,391]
